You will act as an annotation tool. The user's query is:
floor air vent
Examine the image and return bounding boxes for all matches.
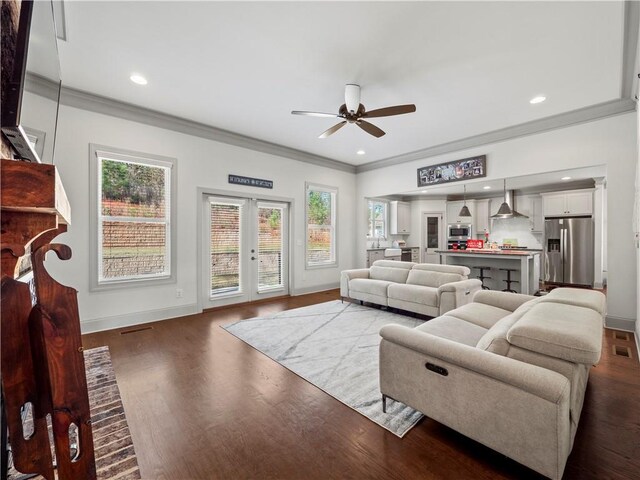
[120,326,153,335]
[612,345,632,358]
[612,331,630,341]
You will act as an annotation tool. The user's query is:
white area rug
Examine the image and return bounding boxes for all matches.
[223,300,425,437]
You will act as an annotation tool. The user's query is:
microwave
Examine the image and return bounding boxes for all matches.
[448,224,472,240]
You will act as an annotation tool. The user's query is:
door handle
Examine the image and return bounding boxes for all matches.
[251,257,256,260]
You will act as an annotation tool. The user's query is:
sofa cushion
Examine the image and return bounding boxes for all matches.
[412,263,470,277]
[474,298,540,355]
[473,290,539,313]
[406,269,463,288]
[415,316,487,347]
[539,288,606,316]
[372,260,415,269]
[507,302,603,364]
[388,283,439,307]
[369,266,411,284]
[475,313,521,355]
[448,302,512,329]
[349,278,393,298]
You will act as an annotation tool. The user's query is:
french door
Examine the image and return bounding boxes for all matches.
[202,195,289,308]
[423,212,444,264]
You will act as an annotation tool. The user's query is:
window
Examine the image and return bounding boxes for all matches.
[305,183,337,267]
[367,199,387,239]
[90,145,176,289]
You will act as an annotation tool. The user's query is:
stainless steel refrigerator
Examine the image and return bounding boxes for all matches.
[544,217,594,286]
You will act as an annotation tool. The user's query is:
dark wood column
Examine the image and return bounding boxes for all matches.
[1,159,96,479]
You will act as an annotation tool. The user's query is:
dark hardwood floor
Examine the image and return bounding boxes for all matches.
[82,290,640,480]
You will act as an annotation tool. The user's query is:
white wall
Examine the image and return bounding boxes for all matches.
[357,113,638,325]
[21,91,57,163]
[51,105,356,332]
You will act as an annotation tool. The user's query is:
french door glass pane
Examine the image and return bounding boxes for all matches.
[257,206,284,291]
[427,217,439,248]
[210,202,241,295]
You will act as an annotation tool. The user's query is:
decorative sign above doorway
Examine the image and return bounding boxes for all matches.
[417,155,487,187]
[228,174,273,189]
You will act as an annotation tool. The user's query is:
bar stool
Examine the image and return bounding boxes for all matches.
[476,266,492,290]
[500,268,519,293]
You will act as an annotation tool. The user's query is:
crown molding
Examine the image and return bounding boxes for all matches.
[25,72,60,101]
[621,0,640,99]
[58,85,357,174]
[355,98,636,173]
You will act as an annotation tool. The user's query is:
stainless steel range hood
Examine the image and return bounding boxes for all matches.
[490,190,528,219]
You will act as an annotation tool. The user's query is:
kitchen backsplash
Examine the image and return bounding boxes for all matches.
[487,218,543,249]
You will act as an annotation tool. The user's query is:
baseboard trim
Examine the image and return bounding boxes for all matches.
[291,283,339,296]
[604,315,636,332]
[81,303,199,334]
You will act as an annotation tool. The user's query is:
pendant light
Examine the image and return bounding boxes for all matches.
[459,185,471,217]
[494,179,513,218]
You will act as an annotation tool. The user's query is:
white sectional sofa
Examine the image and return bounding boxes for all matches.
[340,260,482,316]
[379,288,606,480]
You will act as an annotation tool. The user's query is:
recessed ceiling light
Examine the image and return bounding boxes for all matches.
[529,96,546,104]
[483,186,491,190]
[561,176,571,181]
[356,149,365,155]
[130,73,148,85]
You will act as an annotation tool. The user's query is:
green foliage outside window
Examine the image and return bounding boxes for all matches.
[308,190,331,225]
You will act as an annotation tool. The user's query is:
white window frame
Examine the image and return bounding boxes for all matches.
[89,144,177,290]
[366,199,388,240]
[305,182,338,269]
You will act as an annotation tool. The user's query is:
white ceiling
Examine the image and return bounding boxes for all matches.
[57,1,626,166]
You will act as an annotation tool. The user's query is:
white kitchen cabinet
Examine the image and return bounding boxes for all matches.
[542,190,593,217]
[517,194,544,232]
[366,249,384,267]
[411,247,420,262]
[446,200,475,225]
[474,199,490,234]
[565,191,593,215]
[389,201,411,234]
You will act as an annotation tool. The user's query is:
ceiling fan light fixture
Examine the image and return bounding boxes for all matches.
[345,84,361,113]
[292,84,416,138]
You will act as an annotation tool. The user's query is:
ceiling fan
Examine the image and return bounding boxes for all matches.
[291,84,416,139]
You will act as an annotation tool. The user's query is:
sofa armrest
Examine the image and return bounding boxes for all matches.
[437,279,482,315]
[340,269,370,298]
[472,290,535,312]
[379,324,569,403]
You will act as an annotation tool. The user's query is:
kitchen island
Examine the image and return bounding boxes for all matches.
[436,249,541,294]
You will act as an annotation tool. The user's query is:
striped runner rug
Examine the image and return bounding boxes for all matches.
[8,346,141,480]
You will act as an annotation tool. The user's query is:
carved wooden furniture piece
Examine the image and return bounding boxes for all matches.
[1,159,96,479]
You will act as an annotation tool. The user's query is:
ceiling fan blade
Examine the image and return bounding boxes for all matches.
[318,121,347,139]
[291,110,341,118]
[357,120,385,138]
[362,104,416,118]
